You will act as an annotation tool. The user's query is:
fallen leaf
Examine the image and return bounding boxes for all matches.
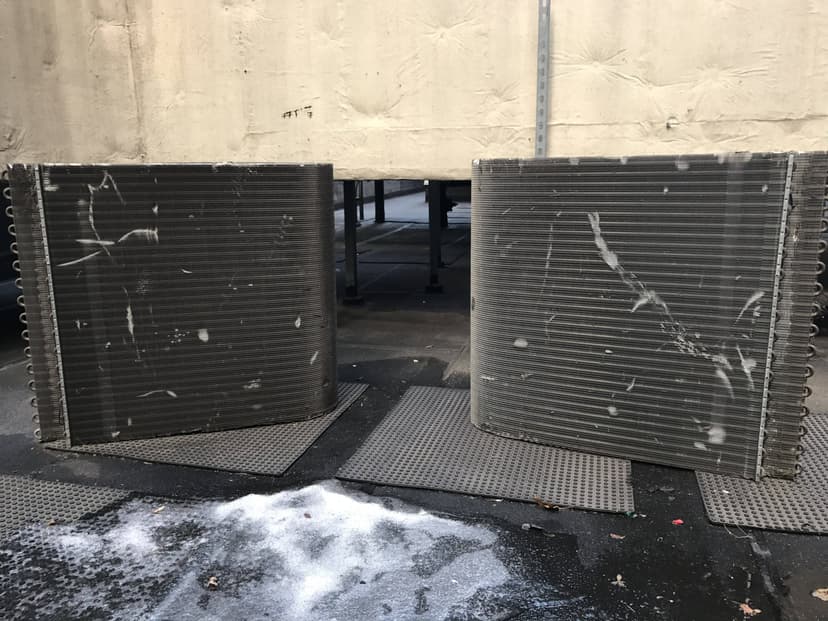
[152,505,166,514]
[46,518,60,527]
[611,574,626,588]
[206,576,219,590]
[532,496,559,511]
[671,519,684,526]
[303,512,311,519]
[609,533,626,540]
[739,602,762,616]
[813,588,828,602]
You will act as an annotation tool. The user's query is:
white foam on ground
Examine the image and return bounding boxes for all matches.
[157,483,505,620]
[1,481,575,620]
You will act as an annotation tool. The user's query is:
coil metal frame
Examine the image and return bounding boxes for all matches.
[471,152,827,479]
[8,163,337,445]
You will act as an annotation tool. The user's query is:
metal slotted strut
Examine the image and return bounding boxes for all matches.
[535,0,551,157]
[32,167,71,443]
[756,154,794,478]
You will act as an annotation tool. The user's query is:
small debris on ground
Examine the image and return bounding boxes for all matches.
[671,519,684,526]
[521,523,545,532]
[45,518,61,527]
[532,495,560,511]
[647,485,675,494]
[609,533,626,540]
[812,587,828,601]
[610,574,626,588]
[303,512,312,519]
[206,576,219,590]
[624,511,647,518]
[413,359,419,363]
[519,523,556,538]
[152,505,166,514]
[738,601,762,616]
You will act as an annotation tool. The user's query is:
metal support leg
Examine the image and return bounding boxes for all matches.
[343,180,363,305]
[426,180,444,293]
[440,183,449,229]
[357,181,365,221]
[374,180,385,224]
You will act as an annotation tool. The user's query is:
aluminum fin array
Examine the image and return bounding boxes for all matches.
[471,153,827,479]
[8,164,336,445]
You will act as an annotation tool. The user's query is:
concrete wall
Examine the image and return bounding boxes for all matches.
[2,1,827,179]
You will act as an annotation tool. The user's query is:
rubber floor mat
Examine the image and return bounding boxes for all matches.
[696,414,828,533]
[47,383,368,476]
[0,475,127,539]
[337,386,634,513]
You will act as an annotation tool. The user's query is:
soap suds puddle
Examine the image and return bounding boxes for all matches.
[0,481,589,620]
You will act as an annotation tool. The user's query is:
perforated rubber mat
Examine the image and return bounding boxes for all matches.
[696,414,828,533]
[46,383,368,475]
[337,386,634,513]
[0,475,127,539]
